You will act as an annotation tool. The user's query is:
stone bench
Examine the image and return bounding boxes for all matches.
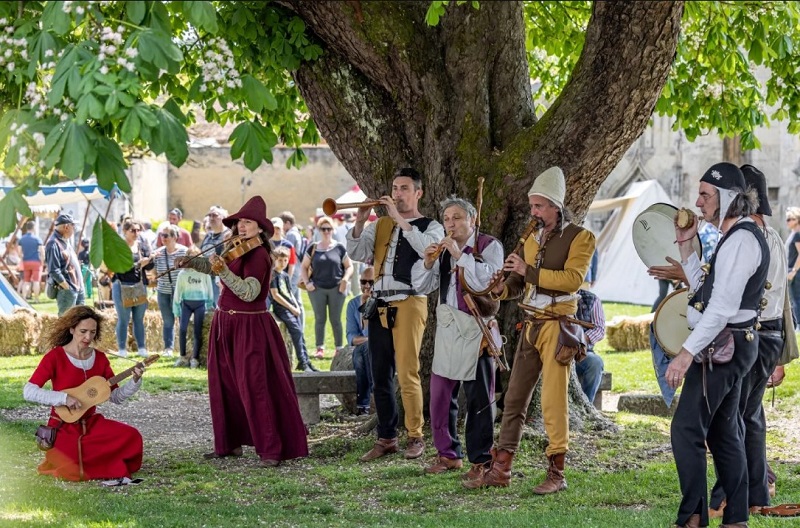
[593,371,612,410]
[292,371,357,425]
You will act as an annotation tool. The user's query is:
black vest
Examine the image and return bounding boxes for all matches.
[689,221,769,315]
[391,217,433,285]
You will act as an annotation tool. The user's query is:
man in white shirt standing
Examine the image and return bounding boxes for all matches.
[666,162,769,528]
[708,164,788,516]
[347,168,444,462]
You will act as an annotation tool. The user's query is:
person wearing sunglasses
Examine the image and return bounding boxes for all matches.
[110,220,154,358]
[153,224,188,358]
[345,267,376,415]
[300,215,354,360]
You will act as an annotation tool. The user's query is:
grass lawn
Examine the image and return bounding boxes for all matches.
[2,302,800,527]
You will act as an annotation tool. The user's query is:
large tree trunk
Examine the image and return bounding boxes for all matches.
[274,0,684,429]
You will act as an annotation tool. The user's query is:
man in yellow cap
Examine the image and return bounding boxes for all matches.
[465,166,595,494]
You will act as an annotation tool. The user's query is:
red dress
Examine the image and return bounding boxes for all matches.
[209,245,309,461]
[29,348,143,481]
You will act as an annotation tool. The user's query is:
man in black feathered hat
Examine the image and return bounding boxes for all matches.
[707,164,792,517]
[666,162,769,528]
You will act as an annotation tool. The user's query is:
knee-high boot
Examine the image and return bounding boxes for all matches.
[533,453,567,495]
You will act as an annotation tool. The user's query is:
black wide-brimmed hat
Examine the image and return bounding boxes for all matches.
[223,196,274,237]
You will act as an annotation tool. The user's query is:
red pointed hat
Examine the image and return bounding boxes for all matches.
[223,196,274,237]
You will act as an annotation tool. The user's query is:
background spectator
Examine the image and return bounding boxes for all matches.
[111,220,153,358]
[45,214,85,315]
[172,246,214,368]
[200,205,230,306]
[18,220,44,303]
[301,216,353,359]
[154,224,188,357]
[574,289,606,403]
[157,208,192,248]
[786,207,800,331]
[346,266,374,415]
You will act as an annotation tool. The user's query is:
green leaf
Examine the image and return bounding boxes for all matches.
[186,1,219,34]
[60,122,94,178]
[241,75,277,113]
[41,120,70,169]
[42,0,72,35]
[90,217,134,272]
[95,137,132,193]
[133,103,159,127]
[149,107,189,166]
[76,93,105,121]
[228,121,278,171]
[138,29,184,74]
[0,189,34,238]
[105,92,119,115]
[120,111,141,143]
[127,0,146,24]
[49,46,78,106]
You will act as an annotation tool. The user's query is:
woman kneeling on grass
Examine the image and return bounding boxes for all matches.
[23,306,146,481]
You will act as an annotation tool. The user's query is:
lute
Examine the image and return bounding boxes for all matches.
[54,354,159,423]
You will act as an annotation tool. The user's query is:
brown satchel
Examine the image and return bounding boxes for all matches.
[555,319,587,366]
[35,423,60,451]
[693,327,735,368]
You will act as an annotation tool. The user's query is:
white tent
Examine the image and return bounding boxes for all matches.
[0,273,30,314]
[0,181,116,206]
[589,180,675,305]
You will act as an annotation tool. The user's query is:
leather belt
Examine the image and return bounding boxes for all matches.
[375,289,417,297]
[222,309,268,315]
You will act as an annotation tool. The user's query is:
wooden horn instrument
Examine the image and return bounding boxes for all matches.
[322,198,382,216]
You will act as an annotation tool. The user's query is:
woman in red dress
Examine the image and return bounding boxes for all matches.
[179,196,308,467]
[24,306,145,481]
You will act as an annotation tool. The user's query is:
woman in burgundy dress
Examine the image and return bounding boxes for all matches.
[24,306,145,481]
[179,196,308,467]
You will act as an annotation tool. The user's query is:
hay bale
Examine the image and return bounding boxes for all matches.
[605,313,652,352]
[0,310,40,356]
[35,312,61,354]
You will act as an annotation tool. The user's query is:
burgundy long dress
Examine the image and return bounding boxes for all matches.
[208,244,308,461]
[29,348,143,481]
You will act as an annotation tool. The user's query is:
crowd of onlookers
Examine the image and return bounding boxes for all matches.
[0,205,369,376]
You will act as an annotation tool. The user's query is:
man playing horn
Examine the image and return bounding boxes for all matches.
[666,162,769,528]
[466,166,596,494]
[346,168,444,462]
[411,195,504,483]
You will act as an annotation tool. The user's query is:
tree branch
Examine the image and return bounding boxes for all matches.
[499,1,685,217]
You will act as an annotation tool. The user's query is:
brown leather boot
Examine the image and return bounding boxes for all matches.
[360,437,399,462]
[532,453,567,495]
[424,456,463,474]
[461,461,491,482]
[462,448,514,489]
[404,437,425,459]
[709,500,726,519]
[675,514,700,528]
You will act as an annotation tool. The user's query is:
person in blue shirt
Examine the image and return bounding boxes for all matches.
[18,220,44,303]
[345,266,374,415]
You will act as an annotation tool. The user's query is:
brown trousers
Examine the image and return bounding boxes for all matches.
[497,315,571,456]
